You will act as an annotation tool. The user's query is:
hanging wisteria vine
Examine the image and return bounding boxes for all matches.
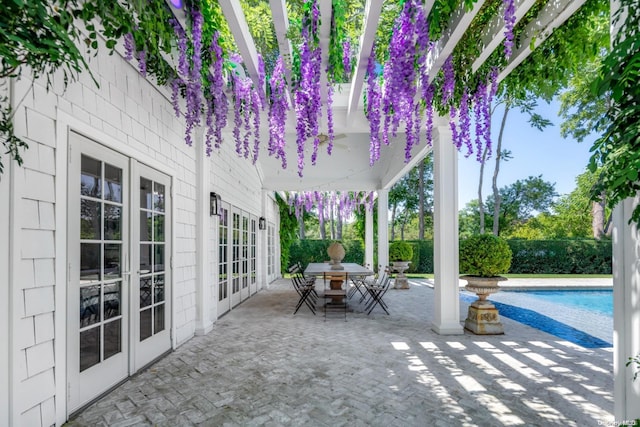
[286,191,376,226]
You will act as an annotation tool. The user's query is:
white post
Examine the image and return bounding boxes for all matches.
[365,207,374,269]
[194,131,213,335]
[377,189,389,271]
[432,126,463,335]
[612,197,640,421]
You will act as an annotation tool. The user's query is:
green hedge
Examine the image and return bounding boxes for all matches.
[288,240,365,268]
[506,239,612,274]
[288,239,611,274]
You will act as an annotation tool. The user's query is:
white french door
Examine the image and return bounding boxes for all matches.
[249,216,258,295]
[230,209,242,307]
[240,213,250,301]
[67,132,172,412]
[217,204,230,316]
[68,133,130,412]
[132,164,172,370]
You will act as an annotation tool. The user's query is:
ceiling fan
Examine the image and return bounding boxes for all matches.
[314,132,348,150]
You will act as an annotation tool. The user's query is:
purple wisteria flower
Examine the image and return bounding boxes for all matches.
[381,0,416,139]
[441,55,455,106]
[342,40,352,79]
[170,78,182,118]
[138,50,147,77]
[459,88,472,157]
[251,91,261,164]
[473,81,487,162]
[423,83,435,146]
[294,0,322,176]
[124,33,134,61]
[503,0,516,58]
[210,32,228,149]
[268,57,289,169]
[326,81,335,155]
[366,47,382,165]
[183,9,203,147]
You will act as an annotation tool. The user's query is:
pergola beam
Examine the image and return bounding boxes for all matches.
[426,0,487,84]
[497,0,587,82]
[269,0,294,103]
[319,0,332,106]
[219,0,264,95]
[347,0,385,118]
[471,0,537,72]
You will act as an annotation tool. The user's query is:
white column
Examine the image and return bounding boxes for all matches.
[432,126,463,335]
[612,197,640,421]
[194,132,213,335]
[260,190,268,289]
[377,189,389,271]
[365,207,374,269]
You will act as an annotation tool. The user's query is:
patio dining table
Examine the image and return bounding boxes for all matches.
[304,263,374,303]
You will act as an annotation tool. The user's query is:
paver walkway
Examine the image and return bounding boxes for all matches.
[67,279,614,426]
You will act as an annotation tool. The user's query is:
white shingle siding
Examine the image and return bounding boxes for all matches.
[3,29,280,425]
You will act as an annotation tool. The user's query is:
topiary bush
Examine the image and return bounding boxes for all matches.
[459,234,512,277]
[389,240,414,262]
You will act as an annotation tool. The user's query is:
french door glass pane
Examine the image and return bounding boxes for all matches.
[140,309,152,341]
[80,285,101,327]
[140,276,152,307]
[104,205,122,240]
[154,275,165,303]
[155,245,165,272]
[154,305,165,333]
[80,244,100,282]
[154,182,165,212]
[154,214,165,242]
[103,282,121,319]
[81,156,101,198]
[80,200,100,239]
[104,244,121,279]
[140,244,152,272]
[140,178,153,209]
[103,319,122,360]
[80,327,100,372]
[140,212,152,242]
[104,164,122,202]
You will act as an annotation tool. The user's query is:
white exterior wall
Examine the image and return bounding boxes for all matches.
[612,197,640,421]
[2,38,278,425]
[1,79,11,427]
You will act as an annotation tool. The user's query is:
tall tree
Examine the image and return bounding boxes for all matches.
[490,94,552,235]
[486,175,557,235]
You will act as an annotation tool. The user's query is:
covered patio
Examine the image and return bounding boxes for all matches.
[1,0,638,425]
[68,278,613,426]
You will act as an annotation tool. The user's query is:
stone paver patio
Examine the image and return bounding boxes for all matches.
[67,279,614,426]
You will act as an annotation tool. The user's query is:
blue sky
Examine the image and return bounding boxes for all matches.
[456,99,596,209]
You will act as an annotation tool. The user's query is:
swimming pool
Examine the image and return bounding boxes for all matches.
[460,289,613,348]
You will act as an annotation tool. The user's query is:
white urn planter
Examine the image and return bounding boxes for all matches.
[327,242,345,270]
[462,275,507,334]
[391,261,411,289]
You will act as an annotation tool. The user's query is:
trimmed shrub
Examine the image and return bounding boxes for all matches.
[460,234,512,277]
[389,241,413,262]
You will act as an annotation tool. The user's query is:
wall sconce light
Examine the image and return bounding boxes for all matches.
[258,217,266,230]
[210,192,221,216]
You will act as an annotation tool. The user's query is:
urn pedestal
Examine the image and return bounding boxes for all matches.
[462,275,507,335]
[391,261,411,289]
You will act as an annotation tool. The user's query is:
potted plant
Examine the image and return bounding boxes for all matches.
[459,234,513,334]
[389,241,413,289]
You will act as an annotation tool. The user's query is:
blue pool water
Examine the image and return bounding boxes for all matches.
[460,289,613,348]
[506,290,613,316]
